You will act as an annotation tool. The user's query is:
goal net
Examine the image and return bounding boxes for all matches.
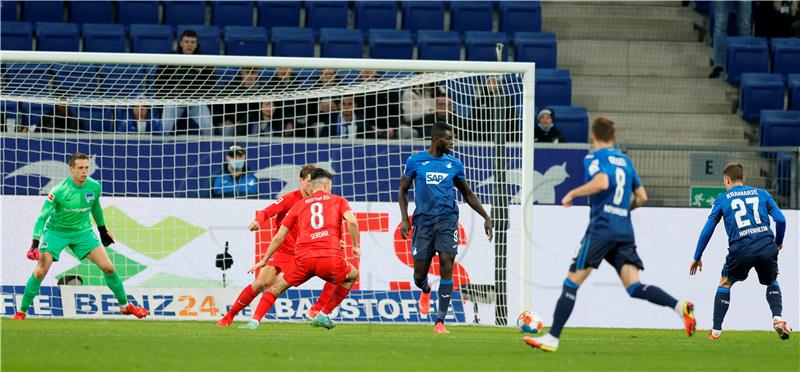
[1,51,534,326]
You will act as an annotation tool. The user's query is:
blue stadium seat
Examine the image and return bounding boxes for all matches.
[22,1,63,23]
[258,1,300,28]
[356,1,397,34]
[548,106,588,143]
[320,28,364,58]
[740,73,785,122]
[83,23,125,53]
[726,37,769,86]
[4,64,51,95]
[212,1,253,27]
[224,26,268,56]
[1,1,17,21]
[177,25,221,55]
[771,38,800,81]
[465,31,507,61]
[402,2,444,33]
[68,1,112,24]
[99,65,155,96]
[22,102,55,127]
[1,21,33,50]
[450,1,493,33]
[513,32,556,68]
[129,24,174,54]
[305,1,348,35]
[164,1,206,27]
[499,1,541,35]
[271,27,314,57]
[789,74,800,111]
[417,30,461,61]
[118,1,160,25]
[536,69,572,107]
[369,29,413,59]
[760,110,800,146]
[36,22,79,52]
[78,107,114,132]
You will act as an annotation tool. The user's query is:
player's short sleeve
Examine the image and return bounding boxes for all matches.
[281,202,302,229]
[583,155,600,181]
[403,155,417,179]
[454,159,466,181]
[339,197,352,215]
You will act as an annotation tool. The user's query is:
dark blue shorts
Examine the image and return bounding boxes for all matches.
[722,245,779,285]
[411,219,458,261]
[570,235,644,274]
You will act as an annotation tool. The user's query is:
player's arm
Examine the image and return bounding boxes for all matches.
[454,178,493,241]
[766,195,786,250]
[248,225,290,273]
[690,199,723,275]
[29,193,57,260]
[562,173,609,207]
[91,191,114,246]
[630,186,648,210]
[398,175,413,239]
[343,210,360,258]
[249,198,289,231]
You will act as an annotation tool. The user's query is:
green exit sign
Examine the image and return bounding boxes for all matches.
[690,187,726,208]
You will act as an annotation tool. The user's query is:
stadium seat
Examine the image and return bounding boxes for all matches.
[164,1,206,27]
[1,0,17,21]
[548,106,588,143]
[0,21,33,50]
[760,110,800,146]
[417,30,461,61]
[36,22,79,52]
[513,32,557,68]
[118,1,160,26]
[21,102,56,127]
[129,24,174,54]
[224,26,268,56]
[177,25,221,55]
[22,1,63,23]
[258,1,301,28]
[789,74,800,111]
[271,27,314,57]
[402,2,444,33]
[83,23,126,53]
[740,73,785,122]
[368,29,413,60]
[725,37,769,86]
[320,28,364,59]
[68,1,113,24]
[4,64,51,95]
[499,1,542,35]
[213,1,254,27]
[770,38,800,80]
[536,69,572,107]
[78,107,114,132]
[99,65,155,96]
[450,1,493,33]
[305,1,348,36]
[356,1,398,34]
[465,31,508,61]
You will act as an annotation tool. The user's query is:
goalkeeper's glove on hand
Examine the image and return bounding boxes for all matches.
[98,226,115,246]
[27,239,40,261]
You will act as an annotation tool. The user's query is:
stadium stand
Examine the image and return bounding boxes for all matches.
[320,28,364,59]
[117,1,160,26]
[770,38,800,80]
[417,31,462,61]
[78,106,114,132]
[402,2,445,34]
[176,25,221,56]
[760,110,800,147]
[548,106,588,143]
[258,1,301,29]
[212,1,253,27]
[35,22,80,52]
[129,24,173,54]
[69,1,113,24]
[0,21,33,50]
[306,1,349,36]
[740,73,786,122]
[513,32,557,67]
[725,36,769,85]
[22,1,63,23]
[368,29,413,60]
[1,0,17,21]
[465,31,508,61]
[499,1,542,35]
[535,69,572,107]
[790,74,800,111]
[271,27,315,58]
[450,1,494,33]
[355,1,398,35]
[223,26,268,56]
[163,1,206,27]
[83,24,126,53]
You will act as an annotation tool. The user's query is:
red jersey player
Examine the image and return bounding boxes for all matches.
[243,168,360,330]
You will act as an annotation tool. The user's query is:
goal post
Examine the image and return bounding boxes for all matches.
[0,50,535,326]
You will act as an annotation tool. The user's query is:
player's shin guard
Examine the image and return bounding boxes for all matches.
[226,284,257,319]
[626,281,679,309]
[103,272,128,306]
[19,274,43,313]
[414,276,431,294]
[252,291,277,322]
[766,281,782,317]
[549,279,579,338]
[713,286,731,330]
[436,279,454,323]
[321,285,351,314]
[311,282,338,315]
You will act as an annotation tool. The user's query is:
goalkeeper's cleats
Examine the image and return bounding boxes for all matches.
[681,301,696,337]
[773,317,791,340]
[120,303,148,319]
[418,290,431,316]
[523,334,559,352]
[216,316,234,327]
[433,320,449,334]
[238,320,260,330]
[310,313,335,330]
[13,312,26,320]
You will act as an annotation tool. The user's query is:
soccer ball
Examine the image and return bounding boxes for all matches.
[517,310,543,334]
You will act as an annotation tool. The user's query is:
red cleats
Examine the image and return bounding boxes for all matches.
[773,319,791,340]
[681,301,696,337]
[216,316,233,327]
[419,291,431,316]
[433,321,449,334]
[120,303,148,319]
[708,330,720,340]
[13,312,26,320]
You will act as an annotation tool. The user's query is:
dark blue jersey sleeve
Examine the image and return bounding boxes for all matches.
[454,159,465,181]
[694,196,723,260]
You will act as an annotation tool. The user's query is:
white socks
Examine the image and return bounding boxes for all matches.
[673,301,685,316]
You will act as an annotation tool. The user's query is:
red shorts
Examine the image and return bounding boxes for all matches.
[266,250,296,275]
[283,256,349,287]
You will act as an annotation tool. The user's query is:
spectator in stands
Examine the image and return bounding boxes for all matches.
[319,96,364,138]
[305,69,341,137]
[763,1,800,37]
[216,67,262,136]
[211,145,258,198]
[156,29,215,135]
[355,69,403,139]
[433,93,461,140]
[116,105,164,134]
[471,76,518,142]
[267,67,308,137]
[534,108,565,143]
[401,83,437,138]
[39,104,81,133]
[250,100,278,136]
[709,2,753,78]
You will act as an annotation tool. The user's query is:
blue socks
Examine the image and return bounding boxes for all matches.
[414,276,431,294]
[549,279,579,338]
[713,286,731,330]
[436,279,453,323]
[766,281,782,317]
[626,281,679,309]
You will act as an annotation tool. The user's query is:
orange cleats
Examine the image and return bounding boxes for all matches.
[433,321,449,334]
[216,316,233,327]
[773,319,791,340]
[708,330,721,340]
[523,336,558,352]
[120,303,148,319]
[13,312,25,320]
[681,301,696,337]
[419,291,431,316]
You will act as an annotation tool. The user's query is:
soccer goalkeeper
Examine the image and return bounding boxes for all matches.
[13,152,148,320]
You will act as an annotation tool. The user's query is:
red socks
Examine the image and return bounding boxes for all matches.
[252,291,278,321]
[310,282,338,314]
[225,284,257,319]
[322,286,352,314]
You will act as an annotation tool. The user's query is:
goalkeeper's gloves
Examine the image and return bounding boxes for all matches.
[27,239,40,261]
[98,226,115,246]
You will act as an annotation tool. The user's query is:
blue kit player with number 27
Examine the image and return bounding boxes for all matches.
[691,163,790,340]
[525,117,696,352]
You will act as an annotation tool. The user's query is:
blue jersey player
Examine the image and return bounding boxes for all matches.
[691,163,790,340]
[525,117,696,352]
[398,122,493,334]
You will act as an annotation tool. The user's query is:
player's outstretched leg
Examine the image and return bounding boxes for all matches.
[15,252,54,320]
[524,277,581,352]
[221,265,280,327]
[308,282,338,319]
[710,282,732,339]
[240,277,292,330]
[766,281,791,340]
[619,264,694,336]
[311,266,360,330]
[87,247,148,318]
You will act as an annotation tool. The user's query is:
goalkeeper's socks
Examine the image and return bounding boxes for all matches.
[252,291,277,322]
[414,277,431,294]
[103,272,128,306]
[550,279,579,338]
[321,285,352,314]
[311,282,338,314]
[435,279,454,323]
[227,285,258,318]
[766,282,782,317]
[626,281,678,309]
[713,286,731,330]
[19,274,43,313]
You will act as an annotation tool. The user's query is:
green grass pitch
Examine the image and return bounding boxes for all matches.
[2,319,798,371]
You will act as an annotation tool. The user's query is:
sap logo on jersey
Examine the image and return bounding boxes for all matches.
[425,172,449,185]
